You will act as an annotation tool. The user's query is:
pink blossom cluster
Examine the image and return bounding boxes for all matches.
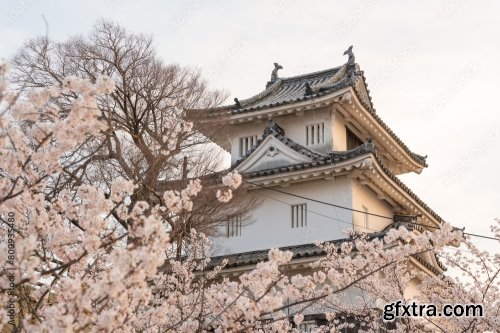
[216,171,242,203]
[163,179,203,213]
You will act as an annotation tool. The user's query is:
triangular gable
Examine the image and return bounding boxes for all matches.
[234,135,315,173]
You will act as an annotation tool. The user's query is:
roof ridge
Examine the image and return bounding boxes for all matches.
[234,64,346,110]
[280,63,345,82]
[241,142,374,177]
[200,64,346,113]
[310,64,349,92]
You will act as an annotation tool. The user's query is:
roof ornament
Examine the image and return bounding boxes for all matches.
[304,83,313,96]
[343,45,355,66]
[263,119,285,136]
[233,98,242,109]
[270,62,283,82]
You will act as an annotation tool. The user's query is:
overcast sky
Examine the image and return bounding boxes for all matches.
[1,0,499,250]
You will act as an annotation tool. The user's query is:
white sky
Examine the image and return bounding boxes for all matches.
[1,0,499,250]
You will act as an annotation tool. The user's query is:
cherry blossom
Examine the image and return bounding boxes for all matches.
[0,62,498,333]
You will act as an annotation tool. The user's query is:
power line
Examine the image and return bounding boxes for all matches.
[260,192,357,229]
[244,180,500,242]
[246,180,394,220]
[259,192,359,307]
[261,191,498,264]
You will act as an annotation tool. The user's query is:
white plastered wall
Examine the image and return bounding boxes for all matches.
[211,176,353,255]
[351,178,394,233]
[331,106,347,151]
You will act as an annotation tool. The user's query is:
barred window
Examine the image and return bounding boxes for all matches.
[306,123,324,146]
[291,204,307,228]
[227,216,242,237]
[239,135,257,157]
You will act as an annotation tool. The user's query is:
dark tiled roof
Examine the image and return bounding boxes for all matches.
[232,65,353,113]
[200,64,356,115]
[209,228,444,274]
[210,242,331,269]
[192,50,427,168]
[209,231,387,269]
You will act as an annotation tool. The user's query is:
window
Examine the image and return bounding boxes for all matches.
[239,135,257,157]
[362,206,369,229]
[346,127,363,150]
[306,123,324,146]
[227,216,242,237]
[299,321,318,333]
[291,204,307,228]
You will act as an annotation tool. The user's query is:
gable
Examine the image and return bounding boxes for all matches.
[234,136,314,173]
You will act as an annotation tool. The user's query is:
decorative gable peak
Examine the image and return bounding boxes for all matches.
[234,136,314,173]
[263,119,285,136]
[233,120,326,173]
